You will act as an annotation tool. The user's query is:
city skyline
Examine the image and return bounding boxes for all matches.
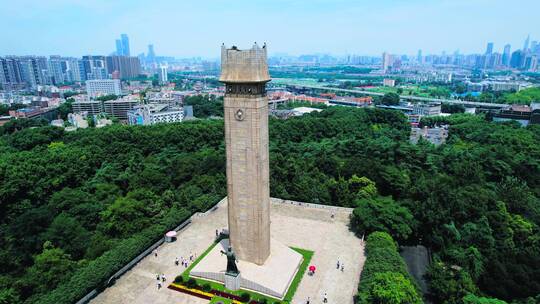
[1,0,538,58]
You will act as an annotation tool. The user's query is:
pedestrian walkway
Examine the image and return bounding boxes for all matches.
[89,198,365,304]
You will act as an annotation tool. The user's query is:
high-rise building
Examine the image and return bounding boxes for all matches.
[147,44,156,64]
[82,55,107,80]
[0,56,53,88]
[19,56,49,88]
[502,44,512,66]
[417,49,422,64]
[485,42,494,55]
[106,56,141,79]
[121,34,130,56]
[114,34,130,56]
[48,56,68,85]
[0,57,24,89]
[510,50,524,69]
[158,65,168,84]
[524,55,538,71]
[115,39,123,56]
[523,34,530,51]
[489,53,502,68]
[382,52,392,72]
[64,58,83,82]
[531,41,538,54]
[88,67,108,80]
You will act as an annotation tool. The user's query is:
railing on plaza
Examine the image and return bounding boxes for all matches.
[76,197,350,303]
[270,197,354,213]
[75,200,224,304]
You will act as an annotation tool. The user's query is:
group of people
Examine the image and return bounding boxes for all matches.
[152,247,198,290]
[174,252,196,268]
[305,292,328,304]
[305,260,346,303]
[156,273,166,290]
[336,260,345,272]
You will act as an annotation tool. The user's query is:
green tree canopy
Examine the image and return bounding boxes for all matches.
[381,92,401,105]
[351,196,415,243]
[368,271,423,304]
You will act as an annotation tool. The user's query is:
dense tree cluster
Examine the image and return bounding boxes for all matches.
[356,232,423,304]
[183,95,224,118]
[95,94,118,102]
[381,92,401,105]
[0,103,26,116]
[441,103,466,114]
[0,120,226,303]
[462,87,540,105]
[0,101,538,303]
[265,107,539,303]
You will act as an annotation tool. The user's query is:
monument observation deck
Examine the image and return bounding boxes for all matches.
[219,43,270,84]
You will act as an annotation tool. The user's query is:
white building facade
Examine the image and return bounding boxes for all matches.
[127,103,184,125]
[85,79,121,97]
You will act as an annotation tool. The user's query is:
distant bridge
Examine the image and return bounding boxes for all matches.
[276,84,509,109]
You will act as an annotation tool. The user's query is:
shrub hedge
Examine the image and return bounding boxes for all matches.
[240,292,250,303]
[356,231,423,304]
[34,207,191,304]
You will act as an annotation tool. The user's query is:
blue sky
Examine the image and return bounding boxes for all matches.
[0,0,538,58]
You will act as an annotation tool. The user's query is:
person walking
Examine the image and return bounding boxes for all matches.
[157,281,161,290]
[175,257,179,266]
[336,260,340,269]
[341,264,344,272]
[161,274,166,282]
[153,249,158,257]
[323,292,328,303]
[306,296,311,304]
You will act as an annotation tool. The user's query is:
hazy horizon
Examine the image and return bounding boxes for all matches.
[1,0,539,58]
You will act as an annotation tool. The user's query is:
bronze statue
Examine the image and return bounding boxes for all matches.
[220,246,239,275]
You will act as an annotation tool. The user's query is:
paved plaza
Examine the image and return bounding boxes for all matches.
[90,198,365,304]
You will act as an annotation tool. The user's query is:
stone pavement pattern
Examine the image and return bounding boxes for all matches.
[89,198,365,304]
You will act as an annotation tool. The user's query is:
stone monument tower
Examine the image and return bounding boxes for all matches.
[220,43,271,265]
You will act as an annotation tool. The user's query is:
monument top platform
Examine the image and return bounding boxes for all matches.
[219,43,271,83]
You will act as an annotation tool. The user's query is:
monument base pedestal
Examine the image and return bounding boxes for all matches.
[224,272,241,291]
[191,239,303,299]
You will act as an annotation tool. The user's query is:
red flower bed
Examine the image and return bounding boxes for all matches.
[210,289,265,304]
[211,289,242,301]
[169,283,273,303]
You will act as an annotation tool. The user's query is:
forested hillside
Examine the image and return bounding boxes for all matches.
[0,106,539,303]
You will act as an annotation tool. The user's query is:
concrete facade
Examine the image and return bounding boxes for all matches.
[220,44,271,265]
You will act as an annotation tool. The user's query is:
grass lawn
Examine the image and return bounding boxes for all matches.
[209,296,234,303]
[283,247,314,302]
[174,238,314,304]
